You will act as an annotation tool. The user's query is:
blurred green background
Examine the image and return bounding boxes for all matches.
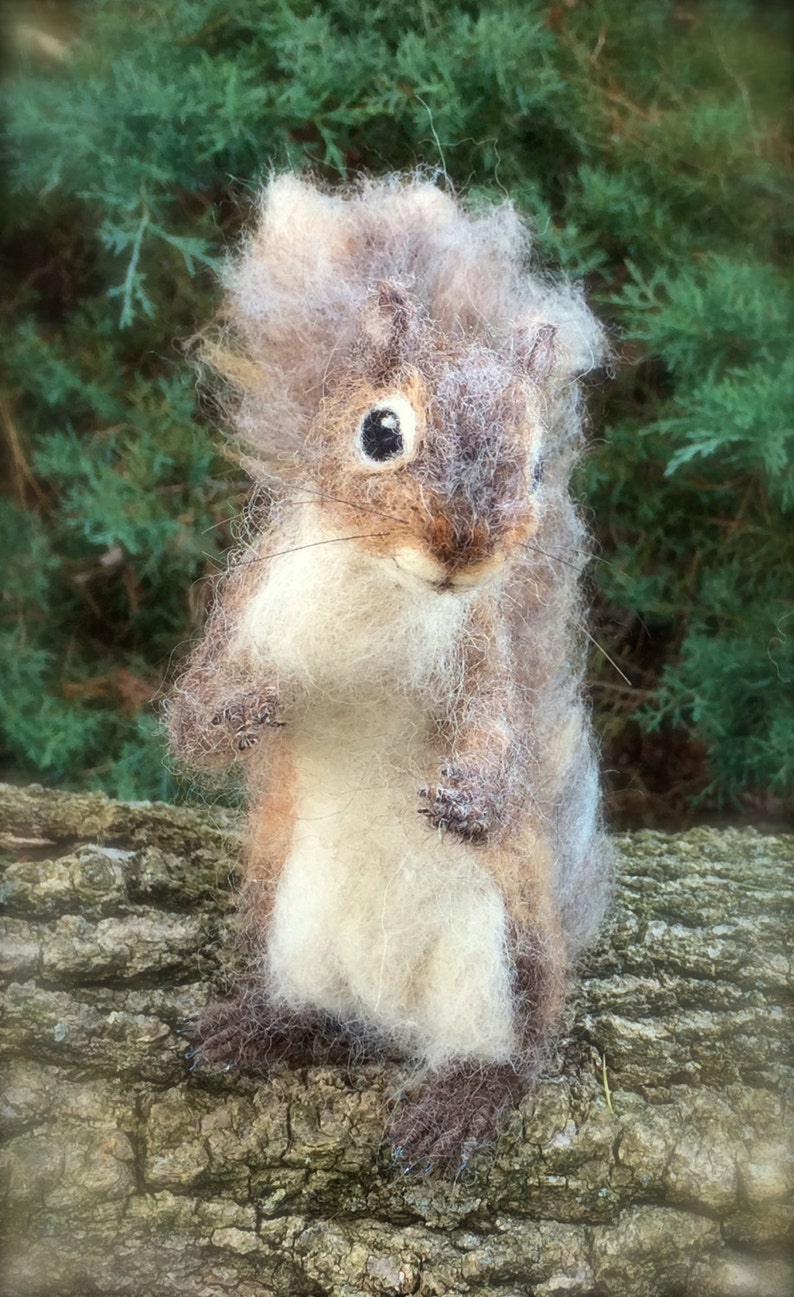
[1,0,792,823]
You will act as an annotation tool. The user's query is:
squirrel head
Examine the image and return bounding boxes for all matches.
[206,173,606,591]
[310,283,556,591]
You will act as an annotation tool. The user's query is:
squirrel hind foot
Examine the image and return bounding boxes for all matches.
[389,1059,528,1170]
[187,990,315,1072]
[187,990,382,1073]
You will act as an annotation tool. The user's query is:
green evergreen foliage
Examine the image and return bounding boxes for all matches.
[2,0,791,815]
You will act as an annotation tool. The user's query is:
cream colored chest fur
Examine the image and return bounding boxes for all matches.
[236,515,516,1066]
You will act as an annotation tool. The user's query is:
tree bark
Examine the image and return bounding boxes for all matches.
[0,782,791,1297]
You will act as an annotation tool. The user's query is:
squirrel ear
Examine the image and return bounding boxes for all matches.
[517,324,557,383]
[258,174,351,267]
[359,280,414,366]
[515,293,607,383]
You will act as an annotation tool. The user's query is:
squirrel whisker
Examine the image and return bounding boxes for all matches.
[520,540,630,582]
[582,628,633,686]
[519,540,584,573]
[222,532,397,571]
[285,484,410,526]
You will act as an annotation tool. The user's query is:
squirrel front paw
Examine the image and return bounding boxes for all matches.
[211,687,283,752]
[418,764,503,844]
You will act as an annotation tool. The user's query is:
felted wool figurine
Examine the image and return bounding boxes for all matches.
[169,173,611,1166]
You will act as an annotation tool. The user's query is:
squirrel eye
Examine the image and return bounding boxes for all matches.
[361,408,403,461]
[357,395,418,467]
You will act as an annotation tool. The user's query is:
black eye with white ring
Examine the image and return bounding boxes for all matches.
[361,408,402,461]
[357,395,418,467]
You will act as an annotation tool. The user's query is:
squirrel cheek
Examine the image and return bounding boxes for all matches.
[450,552,507,589]
[392,545,447,587]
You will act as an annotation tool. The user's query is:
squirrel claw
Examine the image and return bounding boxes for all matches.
[212,688,283,751]
[418,770,496,844]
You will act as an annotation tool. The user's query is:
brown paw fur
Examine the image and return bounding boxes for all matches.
[390,1061,525,1168]
[418,764,502,843]
[186,990,311,1073]
[211,687,283,752]
[186,991,378,1074]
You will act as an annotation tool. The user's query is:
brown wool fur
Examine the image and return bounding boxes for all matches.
[169,173,612,1166]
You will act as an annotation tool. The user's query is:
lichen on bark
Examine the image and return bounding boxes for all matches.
[1,783,791,1296]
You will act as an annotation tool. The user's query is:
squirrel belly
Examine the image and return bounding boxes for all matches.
[234,509,517,1066]
[264,708,517,1068]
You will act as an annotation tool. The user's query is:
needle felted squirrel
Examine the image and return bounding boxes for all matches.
[169,173,611,1166]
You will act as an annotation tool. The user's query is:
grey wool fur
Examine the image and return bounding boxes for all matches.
[168,173,612,1167]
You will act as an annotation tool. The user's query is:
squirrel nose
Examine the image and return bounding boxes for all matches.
[426,513,491,567]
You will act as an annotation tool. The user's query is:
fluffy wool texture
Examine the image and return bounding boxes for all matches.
[169,173,611,1164]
